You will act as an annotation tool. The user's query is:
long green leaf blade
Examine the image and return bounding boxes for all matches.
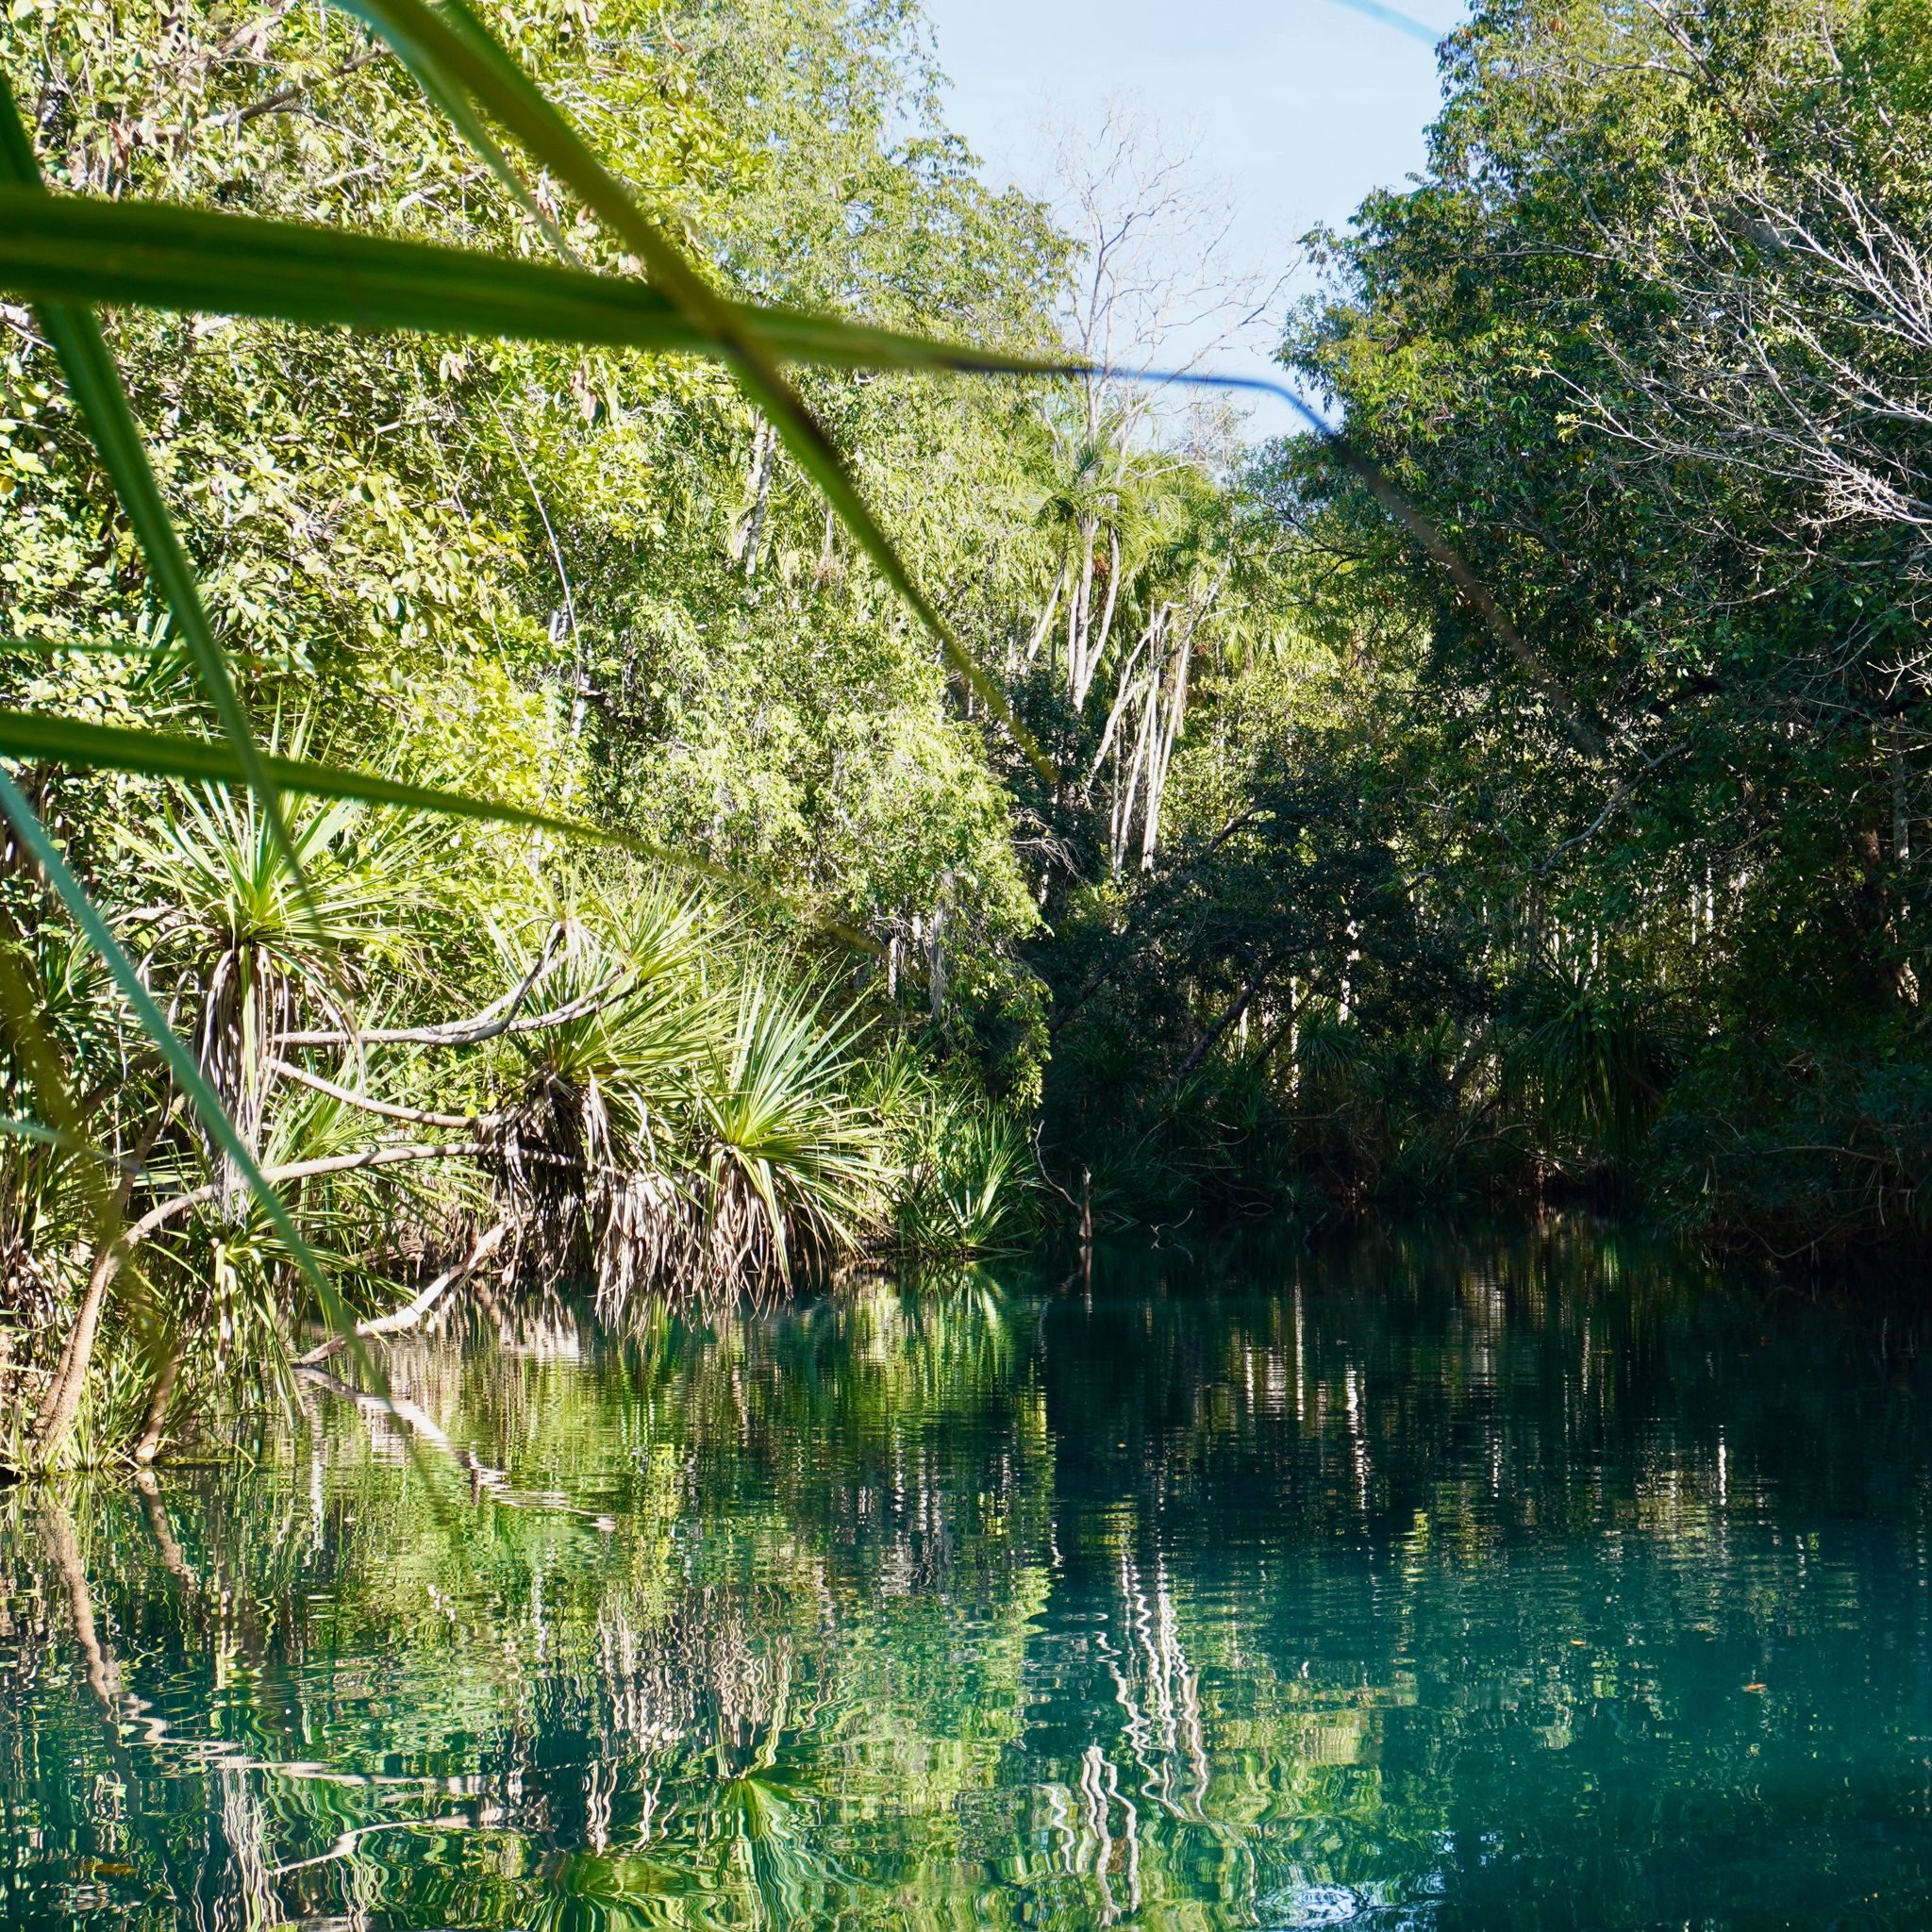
[0,188,1078,378]
[0,710,881,952]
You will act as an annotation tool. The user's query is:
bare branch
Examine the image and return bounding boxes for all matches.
[268,1058,508,1130]
[276,971,625,1049]
[296,1221,509,1366]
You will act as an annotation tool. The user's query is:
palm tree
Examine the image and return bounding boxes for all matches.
[122,780,441,1209]
[688,974,886,1300]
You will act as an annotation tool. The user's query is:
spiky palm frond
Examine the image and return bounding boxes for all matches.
[495,899,722,1308]
[0,921,130,1341]
[1292,1000,1363,1095]
[123,782,447,1199]
[690,975,886,1295]
[891,1098,1034,1258]
[1505,952,1672,1161]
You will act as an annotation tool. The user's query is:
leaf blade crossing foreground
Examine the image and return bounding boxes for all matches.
[0,189,1084,381]
[0,710,882,953]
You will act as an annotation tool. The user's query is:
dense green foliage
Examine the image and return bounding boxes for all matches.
[8,0,1932,1466]
[1041,0,1932,1252]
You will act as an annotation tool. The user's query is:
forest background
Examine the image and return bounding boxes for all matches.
[5,0,1932,1465]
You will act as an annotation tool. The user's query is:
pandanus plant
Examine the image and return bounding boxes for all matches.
[687,974,885,1301]
[496,891,722,1307]
[1504,950,1673,1165]
[121,782,438,1209]
[488,892,888,1308]
[891,1098,1033,1258]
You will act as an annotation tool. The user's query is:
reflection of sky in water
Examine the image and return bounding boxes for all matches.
[5,1218,1932,1929]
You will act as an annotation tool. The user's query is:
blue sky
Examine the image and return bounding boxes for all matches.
[918,0,1464,435]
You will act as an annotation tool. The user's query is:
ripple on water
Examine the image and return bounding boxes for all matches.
[1253,1879,1371,1926]
[6,1224,1932,1930]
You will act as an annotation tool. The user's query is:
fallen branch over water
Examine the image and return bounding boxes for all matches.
[297,1221,509,1366]
[31,1141,489,1465]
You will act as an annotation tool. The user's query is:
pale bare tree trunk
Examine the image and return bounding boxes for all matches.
[1140,628,1192,871]
[1025,563,1068,667]
[1090,528,1123,695]
[1072,525,1124,711]
[1064,516,1095,685]
[1112,620,1166,874]
[1085,627,1152,791]
[734,417,775,578]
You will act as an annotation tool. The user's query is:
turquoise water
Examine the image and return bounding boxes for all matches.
[4,1220,1931,1928]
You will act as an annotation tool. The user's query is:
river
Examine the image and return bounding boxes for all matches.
[4,1218,1929,1928]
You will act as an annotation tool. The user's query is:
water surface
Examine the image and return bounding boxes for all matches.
[5,1220,1931,1929]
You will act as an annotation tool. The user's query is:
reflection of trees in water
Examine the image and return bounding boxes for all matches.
[5,1228,1932,1927]
[0,1280,1055,1926]
[1052,1218,1932,1547]
[208,1770,275,1932]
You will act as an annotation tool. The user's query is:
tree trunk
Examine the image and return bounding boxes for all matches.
[131,1337,182,1465]
[1067,515,1098,699]
[1140,628,1192,870]
[1085,628,1152,793]
[32,1239,120,1465]
[735,417,775,579]
[1170,957,1273,1091]
[1111,612,1166,874]
[1024,564,1068,667]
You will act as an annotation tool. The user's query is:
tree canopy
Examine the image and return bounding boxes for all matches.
[7,0,1932,1465]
